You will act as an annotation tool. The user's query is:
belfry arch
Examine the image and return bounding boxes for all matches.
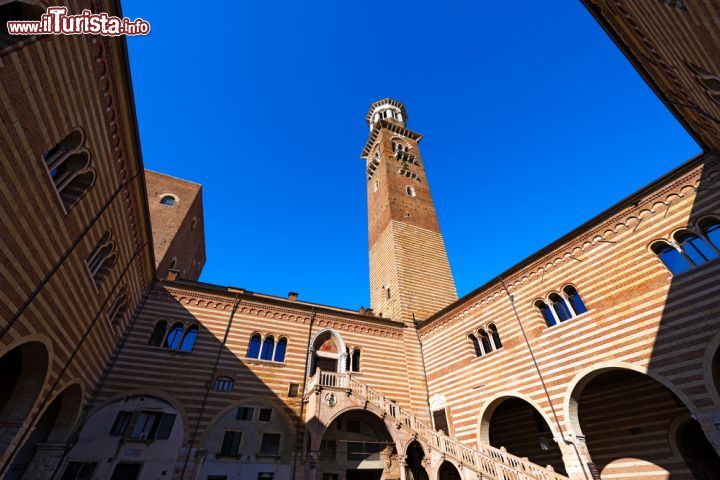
[308,328,348,375]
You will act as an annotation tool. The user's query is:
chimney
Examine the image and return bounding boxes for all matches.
[166,269,179,281]
[288,292,299,302]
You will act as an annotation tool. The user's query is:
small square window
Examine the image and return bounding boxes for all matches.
[288,383,299,397]
[258,408,272,422]
[236,406,254,421]
[259,433,281,455]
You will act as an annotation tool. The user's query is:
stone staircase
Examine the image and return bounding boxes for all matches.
[306,370,568,480]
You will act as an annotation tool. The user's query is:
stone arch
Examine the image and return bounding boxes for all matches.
[563,361,697,437]
[702,332,720,407]
[434,459,462,480]
[307,327,348,374]
[309,404,403,452]
[0,339,51,458]
[477,391,561,444]
[404,439,430,480]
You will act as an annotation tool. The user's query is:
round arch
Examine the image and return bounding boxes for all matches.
[702,332,720,407]
[433,459,462,480]
[309,404,403,453]
[562,361,697,437]
[404,440,430,480]
[477,391,562,445]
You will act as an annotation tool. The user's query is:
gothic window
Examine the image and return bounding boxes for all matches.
[549,293,572,322]
[478,329,493,354]
[468,333,482,357]
[179,325,199,351]
[674,229,717,265]
[107,288,129,326]
[535,300,557,327]
[260,335,275,361]
[405,185,416,197]
[164,323,184,349]
[86,231,117,287]
[247,333,262,358]
[562,285,588,315]
[488,324,502,349]
[700,217,720,248]
[42,129,96,212]
[160,195,176,206]
[213,376,234,392]
[351,349,361,372]
[148,320,168,347]
[274,337,287,362]
[651,240,692,275]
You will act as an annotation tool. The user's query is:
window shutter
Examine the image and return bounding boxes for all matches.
[155,414,176,440]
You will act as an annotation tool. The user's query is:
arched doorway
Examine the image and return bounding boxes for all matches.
[0,342,49,457]
[6,384,82,479]
[677,418,720,479]
[309,329,347,375]
[570,368,720,479]
[437,461,461,480]
[484,397,566,474]
[405,440,428,480]
[317,409,397,480]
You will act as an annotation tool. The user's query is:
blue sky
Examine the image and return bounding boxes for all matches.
[123,1,699,310]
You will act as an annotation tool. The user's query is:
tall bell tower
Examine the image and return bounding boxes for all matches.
[361,99,457,419]
[362,98,458,323]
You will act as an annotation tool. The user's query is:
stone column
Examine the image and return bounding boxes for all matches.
[397,454,407,480]
[559,435,595,480]
[696,410,720,455]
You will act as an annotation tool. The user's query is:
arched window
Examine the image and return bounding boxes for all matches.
[345,347,351,371]
[563,285,587,315]
[352,349,361,372]
[160,195,176,206]
[213,376,234,392]
[86,231,117,287]
[247,333,262,358]
[468,334,482,357]
[42,129,96,211]
[478,329,493,354]
[536,300,556,327]
[488,324,502,349]
[107,289,129,326]
[261,335,275,361]
[674,230,717,265]
[164,323,184,349]
[549,293,572,322]
[405,185,416,197]
[651,240,692,275]
[700,217,720,248]
[148,320,167,347]
[179,325,199,351]
[274,337,287,362]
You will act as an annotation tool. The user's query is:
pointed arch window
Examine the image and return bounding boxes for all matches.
[563,285,587,315]
[651,240,692,275]
[179,325,199,351]
[247,333,262,359]
[107,288,129,326]
[549,293,572,322]
[488,324,502,349]
[274,337,287,362]
[260,335,275,361]
[468,333,482,357]
[674,230,717,266]
[536,300,557,327]
[478,329,493,354]
[164,323,184,349]
[700,217,720,248]
[42,129,96,211]
[86,231,117,287]
[148,320,167,347]
[351,349,361,372]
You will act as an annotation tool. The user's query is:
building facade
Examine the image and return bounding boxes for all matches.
[1,1,720,480]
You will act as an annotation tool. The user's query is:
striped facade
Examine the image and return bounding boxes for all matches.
[1,1,720,480]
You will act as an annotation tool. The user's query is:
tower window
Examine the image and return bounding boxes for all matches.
[398,169,419,180]
[160,195,176,206]
[405,185,416,197]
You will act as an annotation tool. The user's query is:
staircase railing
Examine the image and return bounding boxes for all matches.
[308,370,567,480]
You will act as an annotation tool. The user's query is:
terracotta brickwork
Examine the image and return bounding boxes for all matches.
[145,170,206,281]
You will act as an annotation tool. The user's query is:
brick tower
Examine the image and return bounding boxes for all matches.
[361,98,458,419]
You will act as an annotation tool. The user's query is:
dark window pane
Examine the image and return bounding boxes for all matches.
[537,302,556,327]
[432,409,449,434]
[110,411,132,436]
[236,406,254,421]
[155,414,176,439]
[110,463,142,480]
[550,294,572,322]
[653,242,693,274]
[489,325,502,348]
[220,431,242,456]
[160,195,175,206]
[259,433,281,455]
[704,221,720,248]
[682,234,717,264]
[61,462,97,480]
[288,383,299,397]
[479,330,493,353]
[164,324,184,349]
[352,349,361,372]
[148,321,167,347]
[564,287,588,315]
[274,338,287,362]
[260,336,274,361]
[179,326,199,351]
[469,334,482,357]
[258,408,272,422]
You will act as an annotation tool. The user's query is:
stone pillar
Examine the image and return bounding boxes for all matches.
[397,454,407,480]
[307,451,320,480]
[560,435,595,480]
[696,410,720,455]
